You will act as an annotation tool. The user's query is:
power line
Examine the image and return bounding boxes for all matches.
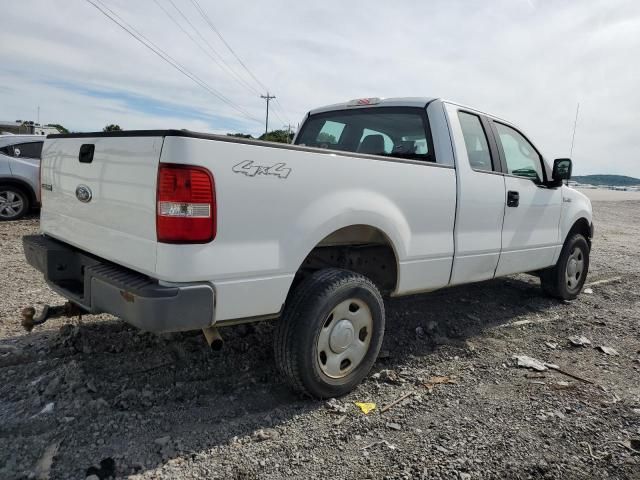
[272,98,291,125]
[188,0,293,126]
[85,0,260,123]
[159,0,291,128]
[158,0,262,96]
[189,0,269,92]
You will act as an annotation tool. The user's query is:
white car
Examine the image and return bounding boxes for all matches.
[23,97,592,397]
[0,134,43,220]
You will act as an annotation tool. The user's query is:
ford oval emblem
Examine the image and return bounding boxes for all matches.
[75,185,92,203]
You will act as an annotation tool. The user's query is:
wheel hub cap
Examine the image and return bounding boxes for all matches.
[316,299,373,379]
[565,246,585,290]
[329,320,355,353]
[567,259,577,277]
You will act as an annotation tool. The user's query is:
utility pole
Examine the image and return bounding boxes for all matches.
[284,124,293,143]
[260,92,276,135]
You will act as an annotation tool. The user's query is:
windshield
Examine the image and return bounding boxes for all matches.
[295,107,433,162]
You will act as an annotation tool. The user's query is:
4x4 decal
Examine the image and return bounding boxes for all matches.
[232,160,291,179]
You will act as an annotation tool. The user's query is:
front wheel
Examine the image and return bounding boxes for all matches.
[274,268,385,398]
[540,233,590,300]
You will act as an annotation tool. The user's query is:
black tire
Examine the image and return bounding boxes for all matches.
[274,268,385,398]
[0,185,30,221]
[540,233,590,300]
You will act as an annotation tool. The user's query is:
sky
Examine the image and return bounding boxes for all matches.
[1,0,639,177]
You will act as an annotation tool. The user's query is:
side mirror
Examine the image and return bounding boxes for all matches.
[552,158,572,183]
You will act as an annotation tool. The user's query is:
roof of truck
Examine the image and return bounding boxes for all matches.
[307,97,517,127]
[308,97,438,115]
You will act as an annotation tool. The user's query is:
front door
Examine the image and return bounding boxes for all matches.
[491,121,562,276]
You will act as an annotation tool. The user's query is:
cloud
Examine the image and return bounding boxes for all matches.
[1,0,638,176]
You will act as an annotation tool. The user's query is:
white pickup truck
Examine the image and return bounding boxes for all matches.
[23,97,593,398]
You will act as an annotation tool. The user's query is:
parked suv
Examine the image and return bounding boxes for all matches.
[0,134,43,220]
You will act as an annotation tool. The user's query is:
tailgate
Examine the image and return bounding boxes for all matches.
[40,135,163,276]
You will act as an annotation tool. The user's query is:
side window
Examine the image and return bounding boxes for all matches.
[458,111,493,171]
[494,123,542,182]
[0,146,14,157]
[12,142,44,159]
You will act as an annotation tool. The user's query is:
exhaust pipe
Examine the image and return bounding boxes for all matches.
[202,326,223,351]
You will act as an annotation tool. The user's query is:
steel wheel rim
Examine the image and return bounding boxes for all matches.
[0,190,24,219]
[317,298,373,379]
[565,245,585,290]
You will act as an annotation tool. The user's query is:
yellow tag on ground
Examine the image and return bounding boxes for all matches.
[354,402,376,414]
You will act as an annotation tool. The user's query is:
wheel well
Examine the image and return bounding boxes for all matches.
[568,217,592,246]
[0,178,37,206]
[292,225,399,296]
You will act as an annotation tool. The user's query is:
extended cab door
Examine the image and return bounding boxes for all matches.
[490,121,562,276]
[445,104,506,285]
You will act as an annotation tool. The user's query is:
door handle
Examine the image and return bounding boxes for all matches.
[507,190,519,207]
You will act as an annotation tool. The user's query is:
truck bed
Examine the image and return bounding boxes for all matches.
[41,128,457,322]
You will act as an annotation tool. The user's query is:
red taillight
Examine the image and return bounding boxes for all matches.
[156,163,216,243]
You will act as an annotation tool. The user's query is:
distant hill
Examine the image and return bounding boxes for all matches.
[572,175,640,186]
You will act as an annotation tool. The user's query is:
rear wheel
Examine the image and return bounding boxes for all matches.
[274,268,385,398]
[0,186,29,221]
[540,233,590,300]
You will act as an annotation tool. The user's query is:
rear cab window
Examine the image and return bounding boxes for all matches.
[295,107,435,163]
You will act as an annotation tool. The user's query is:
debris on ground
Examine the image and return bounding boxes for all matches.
[513,355,548,371]
[354,402,376,414]
[32,402,55,418]
[568,335,592,347]
[423,375,457,393]
[583,288,594,294]
[371,369,403,384]
[545,341,558,349]
[552,381,571,389]
[596,345,620,356]
[253,428,280,442]
[386,422,402,431]
[154,436,171,447]
[381,391,414,413]
[325,398,348,414]
[510,319,534,327]
[33,441,60,480]
[361,440,397,451]
[333,415,347,426]
[545,363,594,384]
[85,458,116,479]
[585,276,622,287]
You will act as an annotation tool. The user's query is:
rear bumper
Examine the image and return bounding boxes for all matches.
[22,235,214,333]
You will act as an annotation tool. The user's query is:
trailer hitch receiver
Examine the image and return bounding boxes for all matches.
[21,302,85,332]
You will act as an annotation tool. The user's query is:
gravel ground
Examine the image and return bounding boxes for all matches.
[1,200,639,480]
